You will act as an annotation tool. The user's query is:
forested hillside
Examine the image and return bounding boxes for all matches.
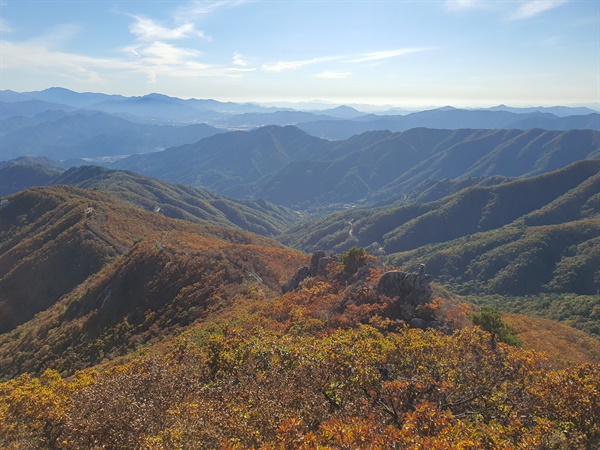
[111,126,599,208]
[0,185,304,379]
[1,87,598,450]
[281,161,600,297]
[1,242,599,449]
[52,165,299,236]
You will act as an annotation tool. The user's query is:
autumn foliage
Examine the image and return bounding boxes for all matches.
[2,265,599,449]
[1,187,598,449]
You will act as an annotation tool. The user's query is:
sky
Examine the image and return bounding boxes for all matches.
[0,0,599,108]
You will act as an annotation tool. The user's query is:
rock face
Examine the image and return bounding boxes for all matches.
[310,250,328,276]
[282,251,337,294]
[375,265,433,306]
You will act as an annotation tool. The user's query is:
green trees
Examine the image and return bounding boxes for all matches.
[471,305,523,347]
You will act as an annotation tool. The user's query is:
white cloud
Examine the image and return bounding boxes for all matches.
[347,48,430,63]
[129,15,208,41]
[316,71,351,79]
[262,56,341,73]
[510,1,568,20]
[232,52,249,66]
[262,48,429,73]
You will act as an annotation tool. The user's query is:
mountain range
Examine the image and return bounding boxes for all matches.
[1,87,600,449]
[0,88,598,375]
[0,159,299,236]
[280,160,600,296]
[0,110,224,161]
[2,88,598,147]
[111,126,600,209]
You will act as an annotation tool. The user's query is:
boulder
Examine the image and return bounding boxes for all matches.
[375,266,433,306]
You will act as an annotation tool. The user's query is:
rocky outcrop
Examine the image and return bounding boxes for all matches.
[310,250,327,276]
[376,264,433,306]
[281,266,311,294]
[282,251,337,294]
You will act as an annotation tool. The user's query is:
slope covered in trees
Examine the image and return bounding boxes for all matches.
[1,247,598,449]
[0,157,64,197]
[0,185,305,379]
[281,160,600,297]
[52,165,299,236]
[111,126,599,209]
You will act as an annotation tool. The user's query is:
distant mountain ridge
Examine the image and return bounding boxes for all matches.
[111,126,600,209]
[2,88,597,132]
[297,110,600,140]
[0,110,225,161]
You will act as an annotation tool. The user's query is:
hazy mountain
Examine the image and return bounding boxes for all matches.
[485,104,598,117]
[312,105,366,119]
[219,110,342,128]
[0,100,75,119]
[298,110,600,140]
[21,86,126,108]
[111,125,335,197]
[0,111,224,160]
[52,165,299,236]
[15,88,280,122]
[0,109,71,134]
[253,128,600,208]
[88,96,208,121]
[506,113,600,131]
[0,157,65,197]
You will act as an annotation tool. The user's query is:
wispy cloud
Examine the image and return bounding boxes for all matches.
[28,24,83,49]
[316,71,351,79]
[510,1,568,20]
[177,0,250,19]
[262,56,341,73]
[347,48,429,63]
[232,52,249,67]
[262,47,430,73]
[0,40,127,84]
[129,15,209,42]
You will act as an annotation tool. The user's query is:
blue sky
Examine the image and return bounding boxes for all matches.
[1,0,598,108]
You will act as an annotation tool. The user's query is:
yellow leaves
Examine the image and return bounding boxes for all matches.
[1,315,598,449]
[0,369,77,448]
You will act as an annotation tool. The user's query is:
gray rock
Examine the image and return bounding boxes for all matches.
[310,250,328,276]
[316,255,335,277]
[375,266,433,306]
[410,318,427,329]
[282,265,311,294]
[426,321,441,330]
